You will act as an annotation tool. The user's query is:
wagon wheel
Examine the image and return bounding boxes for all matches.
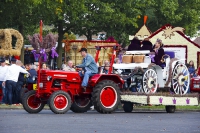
[171,63,190,95]
[142,69,158,94]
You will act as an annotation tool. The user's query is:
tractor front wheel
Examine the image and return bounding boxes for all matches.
[92,80,120,114]
[49,91,71,114]
[22,90,45,113]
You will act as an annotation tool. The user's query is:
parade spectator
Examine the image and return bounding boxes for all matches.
[15,60,25,104]
[76,48,98,91]
[102,62,110,74]
[113,58,123,74]
[193,69,198,77]
[24,47,32,65]
[42,63,48,69]
[152,39,165,66]
[187,60,195,78]
[61,61,67,70]
[63,60,75,72]
[197,66,200,77]
[127,37,141,51]
[25,63,31,71]
[27,64,37,84]
[4,58,29,105]
[5,60,10,65]
[141,38,153,52]
[0,58,9,104]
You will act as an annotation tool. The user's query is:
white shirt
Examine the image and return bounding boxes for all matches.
[5,64,29,82]
[0,65,9,81]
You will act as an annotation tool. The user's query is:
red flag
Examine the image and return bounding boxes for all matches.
[144,15,148,24]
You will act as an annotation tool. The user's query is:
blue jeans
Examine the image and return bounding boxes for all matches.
[15,81,23,103]
[6,80,17,105]
[79,71,94,87]
[0,81,7,104]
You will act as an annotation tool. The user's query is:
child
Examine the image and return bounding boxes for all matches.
[187,60,195,78]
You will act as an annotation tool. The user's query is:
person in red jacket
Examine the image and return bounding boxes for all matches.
[197,66,200,76]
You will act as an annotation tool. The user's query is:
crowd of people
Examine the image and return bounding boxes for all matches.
[0,57,47,105]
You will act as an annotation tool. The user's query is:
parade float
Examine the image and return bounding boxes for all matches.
[27,21,59,69]
[130,17,200,68]
[0,28,24,101]
[62,36,118,66]
[0,28,23,56]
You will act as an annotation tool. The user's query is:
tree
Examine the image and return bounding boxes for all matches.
[138,0,200,36]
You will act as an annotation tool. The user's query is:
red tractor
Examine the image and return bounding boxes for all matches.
[22,43,124,114]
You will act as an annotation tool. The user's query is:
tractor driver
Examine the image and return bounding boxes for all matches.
[76,48,98,91]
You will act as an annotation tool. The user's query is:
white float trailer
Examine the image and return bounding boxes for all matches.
[113,50,199,113]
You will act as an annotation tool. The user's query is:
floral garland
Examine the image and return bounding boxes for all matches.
[28,33,58,62]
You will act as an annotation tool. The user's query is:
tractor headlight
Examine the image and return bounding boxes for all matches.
[47,76,52,81]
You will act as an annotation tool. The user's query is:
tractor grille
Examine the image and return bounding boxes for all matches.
[40,73,48,89]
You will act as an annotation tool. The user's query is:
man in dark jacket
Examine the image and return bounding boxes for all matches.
[24,47,33,64]
[15,60,26,104]
[27,64,37,84]
[141,38,153,52]
[127,37,141,51]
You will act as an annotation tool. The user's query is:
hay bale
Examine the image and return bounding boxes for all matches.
[0,29,23,56]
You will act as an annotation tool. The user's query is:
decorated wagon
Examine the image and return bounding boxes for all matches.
[113,50,199,113]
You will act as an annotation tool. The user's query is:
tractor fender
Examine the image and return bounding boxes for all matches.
[149,65,165,88]
[89,74,124,87]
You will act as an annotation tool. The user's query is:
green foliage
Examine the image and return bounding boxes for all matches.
[0,0,200,66]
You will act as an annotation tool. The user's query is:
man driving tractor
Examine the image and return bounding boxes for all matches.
[76,48,98,91]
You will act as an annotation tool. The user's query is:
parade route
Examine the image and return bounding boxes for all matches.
[0,109,200,133]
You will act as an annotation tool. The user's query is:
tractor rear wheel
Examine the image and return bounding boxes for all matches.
[49,91,71,114]
[22,90,45,113]
[92,80,120,114]
[71,96,92,113]
[123,102,133,113]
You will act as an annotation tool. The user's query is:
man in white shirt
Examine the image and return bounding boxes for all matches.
[63,60,75,72]
[0,58,9,104]
[4,58,29,105]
